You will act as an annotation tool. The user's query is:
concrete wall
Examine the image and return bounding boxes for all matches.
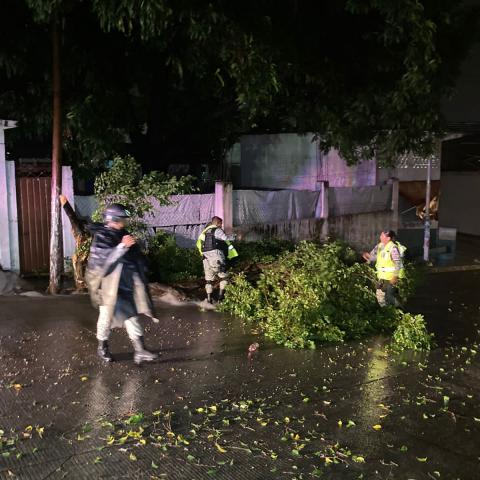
[240,133,320,190]
[239,133,435,190]
[319,149,376,187]
[328,210,398,252]
[234,209,396,253]
[439,172,480,236]
[239,133,378,190]
[235,218,327,243]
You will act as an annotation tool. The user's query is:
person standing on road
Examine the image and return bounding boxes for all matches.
[196,216,238,303]
[363,229,403,307]
[86,203,158,364]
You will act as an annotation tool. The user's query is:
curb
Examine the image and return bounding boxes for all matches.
[429,264,480,274]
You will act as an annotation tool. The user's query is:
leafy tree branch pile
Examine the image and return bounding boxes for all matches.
[220,241,432,352]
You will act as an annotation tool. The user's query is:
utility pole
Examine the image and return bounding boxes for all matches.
[48,15,63,293]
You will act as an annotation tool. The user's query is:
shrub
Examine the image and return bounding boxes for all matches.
[147,231,203,284]
[147,236,292,286]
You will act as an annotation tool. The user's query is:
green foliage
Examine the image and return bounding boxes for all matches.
[147,236,292,286]
[390,311,433,353]
[93,155,194,236]
[232,240,294,266]
[216,272,261,321]
[147,231,203,284]
[220,241,431,351]
[2,1,478,169]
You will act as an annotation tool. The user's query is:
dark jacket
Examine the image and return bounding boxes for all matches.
[86,224,154,326]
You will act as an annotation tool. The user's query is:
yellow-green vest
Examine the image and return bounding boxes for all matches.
[375,240,402,281]
[196,225,239,260]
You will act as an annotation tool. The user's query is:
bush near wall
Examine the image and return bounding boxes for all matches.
[219,241,432,352]
[147,235,294,285]
[147,231,203,284]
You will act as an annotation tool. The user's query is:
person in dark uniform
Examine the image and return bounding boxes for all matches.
[86,204,158,364]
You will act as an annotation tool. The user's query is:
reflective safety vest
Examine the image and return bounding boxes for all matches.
[196,225,239,260]
[375,240,403,281]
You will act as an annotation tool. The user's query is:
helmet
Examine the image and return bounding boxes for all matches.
[103,203,131,222]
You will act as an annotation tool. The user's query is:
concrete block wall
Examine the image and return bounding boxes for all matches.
[328,211,397,252]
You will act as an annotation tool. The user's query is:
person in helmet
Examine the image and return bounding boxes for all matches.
[363,229,404,307]
[86,203,158,364]
[196,216,238,303]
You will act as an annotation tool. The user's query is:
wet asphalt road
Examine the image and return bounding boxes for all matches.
[1,271,480,479]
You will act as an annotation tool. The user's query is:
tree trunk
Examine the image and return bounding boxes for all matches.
[48,16,63,294]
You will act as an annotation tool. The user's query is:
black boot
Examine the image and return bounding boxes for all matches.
[97,340,113,362]
[207,292,213,304]
[131,336,158,365]
[218,289,225,302]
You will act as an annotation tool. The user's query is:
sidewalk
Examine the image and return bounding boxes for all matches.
[1,270,480,479]
[431,233,480,273]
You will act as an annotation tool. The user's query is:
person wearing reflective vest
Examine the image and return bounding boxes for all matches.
[363,229,404,307]
[196,216,238,303]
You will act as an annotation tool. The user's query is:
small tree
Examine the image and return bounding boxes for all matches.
[93,155,194,238]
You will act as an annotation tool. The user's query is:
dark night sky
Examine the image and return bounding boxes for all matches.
[442,0,480,125]
[443,41,480,124]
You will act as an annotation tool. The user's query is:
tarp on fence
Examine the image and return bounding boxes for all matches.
[233,189,321,226]
[146,194,215,248]
[329,185,392,217]
[145,194,214,227]
[73,194,214,227]
[73,194,214,249]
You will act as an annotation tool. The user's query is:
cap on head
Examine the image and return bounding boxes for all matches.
[103,203,131,223]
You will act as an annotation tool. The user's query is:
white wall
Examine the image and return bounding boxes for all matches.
[0,129,20,272]
[439,172,480,236]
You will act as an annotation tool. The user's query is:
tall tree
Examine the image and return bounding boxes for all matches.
[1,0,478,176]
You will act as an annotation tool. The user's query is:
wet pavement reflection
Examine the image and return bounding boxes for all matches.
[1,271,480,479]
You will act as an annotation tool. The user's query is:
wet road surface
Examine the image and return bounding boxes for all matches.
[1,271,480,479]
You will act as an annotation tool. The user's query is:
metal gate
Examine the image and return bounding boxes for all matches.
[16,177,51,274]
